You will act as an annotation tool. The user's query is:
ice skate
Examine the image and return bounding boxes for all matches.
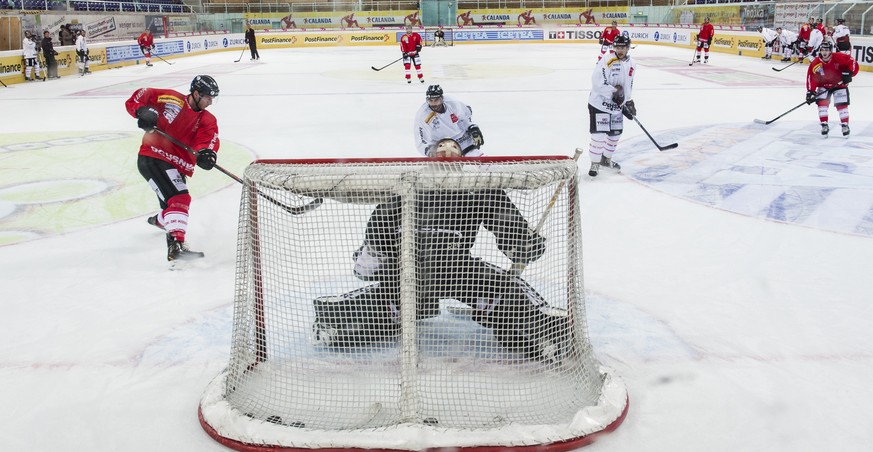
[588,162,599,177]
[420,79,425,83]
[820,123,829,136]
[600,156,621,172]
[781,57,791,62]
[167,239,204,262]
[842,124,850,137]
[407,79,412,84]
[704,57,709,63]
[147,215,164,231]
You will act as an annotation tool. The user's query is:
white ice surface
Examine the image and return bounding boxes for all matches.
[1,43,872,451]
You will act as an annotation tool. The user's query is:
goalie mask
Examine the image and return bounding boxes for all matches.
[430,138,462,158]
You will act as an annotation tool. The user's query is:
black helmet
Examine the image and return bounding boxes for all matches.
[426,84,443,99]
[836,18,845,24]
[613,35,631,47]
[819,41,834,52]
[191,75,219,97]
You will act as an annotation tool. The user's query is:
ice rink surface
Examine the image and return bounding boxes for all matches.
[1,42,872,451]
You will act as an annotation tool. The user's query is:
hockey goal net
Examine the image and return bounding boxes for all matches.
[424,27,454,47]
[199,156,628,451]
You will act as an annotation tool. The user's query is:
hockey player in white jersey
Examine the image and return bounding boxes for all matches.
[587,35,635,177]
[777,27,798,62]
[832,18,851,54]
[807,26,824,58]
[759,26,779,59]
[75,30,90,75]
[414,85,485,157]
[22,31,44,81]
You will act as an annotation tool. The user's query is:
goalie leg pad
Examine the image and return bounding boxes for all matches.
[312,284,400,347]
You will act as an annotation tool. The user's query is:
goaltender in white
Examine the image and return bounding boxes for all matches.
[414,84,485,157]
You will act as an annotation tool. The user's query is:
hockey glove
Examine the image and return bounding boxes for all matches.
[622,100,636,120]
[415,44,422,52]
[707,37,713,46]
[468,125,485,147]
[513,233,547,265]
[598,38,604,45]
[842,71,853,84]
[196,149,217,170]
[611,86,625,106]
[135,106,159,130]
[805,90,818,105]
[402,52,409,58]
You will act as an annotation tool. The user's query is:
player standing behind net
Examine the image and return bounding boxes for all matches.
[414,85,485,157]
[598,21,621,61]
[137,28,154,67]
[805,42,859,137]
[693,17,715,64]
[125,75,221,261]
[400,25,424,84]
[587,35,635,178]
[832,18,851,55]
[311,137,567,362]
[759,26,779,60]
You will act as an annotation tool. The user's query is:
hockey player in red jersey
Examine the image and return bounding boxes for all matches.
[400,25,424,84]
[125,75,221,261]
[805,42,859,137]
[598,21,621,61]
[797,20,812,62]
[137,29,154,66]
[693,17,715,64]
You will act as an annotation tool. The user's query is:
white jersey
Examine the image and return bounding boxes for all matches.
[75,35,87,52]
[779,29,797,46]
[808,28,823,49]
[413,97,482,156]
[832,24,850,41]
[761,27,778,43]
[22,38,38,58]
[588,53,635,114]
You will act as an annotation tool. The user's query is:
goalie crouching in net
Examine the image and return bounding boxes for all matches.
[312,139,570,362]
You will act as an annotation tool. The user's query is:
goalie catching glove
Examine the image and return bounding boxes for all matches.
[196,149,217,170]
[135,106,159,130]
[468,125,485,148]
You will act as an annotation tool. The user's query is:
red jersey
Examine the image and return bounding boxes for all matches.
[806,52,859,92]
[138,32,154,49]
[125,88,220,177]
[698,23,714,41]
[798,24,811,41]
[400,32,422,54]
[601,26,620,45]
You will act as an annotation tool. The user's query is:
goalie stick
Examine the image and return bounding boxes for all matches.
[772,60,799,72]
[151,128,324,215]
[625,108,678,151]
[371,56,403,71]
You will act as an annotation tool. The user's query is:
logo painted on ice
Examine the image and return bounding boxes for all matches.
[617,122,873,237]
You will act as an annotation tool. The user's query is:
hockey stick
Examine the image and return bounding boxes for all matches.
[234,47,246,63]
[625,109,678,151]
[688,45,698,66]
[772,60,799,72]
[151,128,324,215]
[371,56,403,71]
[508,147,584,276]
[0,78,6,87]
[753,101,808,125]
[153,53,174,65]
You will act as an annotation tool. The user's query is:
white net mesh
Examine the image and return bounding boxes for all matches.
[200,157,627,450]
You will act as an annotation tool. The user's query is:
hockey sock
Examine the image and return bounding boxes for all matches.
[163,193,191,243]
[588,133,609,162]
[818,103,830,123]
[837,105,849,123]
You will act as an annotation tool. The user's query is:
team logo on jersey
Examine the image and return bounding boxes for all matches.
[425,111,437,124]
[450,113,458,123]
[157,95,184,108]
[628,67,634,76]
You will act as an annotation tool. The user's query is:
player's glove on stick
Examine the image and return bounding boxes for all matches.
[622,100,636,119]
[468,125,485,147]
[135,106,159,130]
[805,91,818,105]
[196,149,217,170]
[513,233,547,265]
[842,71,852,84]
[611,86,625,106]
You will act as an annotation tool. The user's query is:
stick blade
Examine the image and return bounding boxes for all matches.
[371,66,380,71]
[753,118,768,124]
[658,143,679,151]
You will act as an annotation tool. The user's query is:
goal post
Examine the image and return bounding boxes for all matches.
[199,156,628,451]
